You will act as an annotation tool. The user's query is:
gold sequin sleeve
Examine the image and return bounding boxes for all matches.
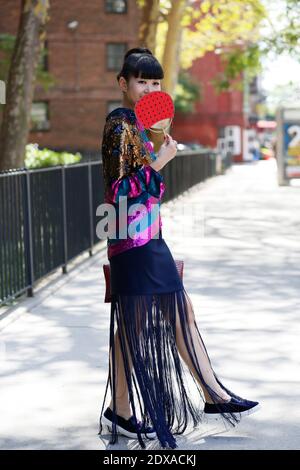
[101,115,161,202]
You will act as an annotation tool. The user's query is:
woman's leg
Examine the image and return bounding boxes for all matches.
[108,328,133,419]
[107,299,143,419]
[108,291,230,421]
[175,291,231,404]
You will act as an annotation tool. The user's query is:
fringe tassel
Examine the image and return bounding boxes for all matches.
[98,287,242,449]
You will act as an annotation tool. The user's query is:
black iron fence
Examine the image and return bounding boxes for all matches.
[0,150,231,306]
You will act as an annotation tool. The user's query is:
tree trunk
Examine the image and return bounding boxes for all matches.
[0,0,50,171]
[138,0,160,52]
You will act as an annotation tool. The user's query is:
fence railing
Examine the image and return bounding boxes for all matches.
[0,150,231,306]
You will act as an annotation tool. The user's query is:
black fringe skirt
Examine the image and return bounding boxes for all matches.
[98,234,242,449]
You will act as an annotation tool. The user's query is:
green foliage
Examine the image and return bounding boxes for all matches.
[212,44,262,93]
[174,70,201,113]
[25,144,82,169]
[261,0,300,58]
[183,0,299,93]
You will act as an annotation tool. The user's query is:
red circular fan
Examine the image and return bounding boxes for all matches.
[135,91,174,129]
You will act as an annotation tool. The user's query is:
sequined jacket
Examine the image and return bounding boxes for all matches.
[101,107,165,260]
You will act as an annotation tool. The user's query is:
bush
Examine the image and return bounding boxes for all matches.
[25,143,82,169]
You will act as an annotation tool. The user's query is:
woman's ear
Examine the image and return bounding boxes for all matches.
[118,76,127,92]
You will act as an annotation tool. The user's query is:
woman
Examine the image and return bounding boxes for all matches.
[98,47,260,450]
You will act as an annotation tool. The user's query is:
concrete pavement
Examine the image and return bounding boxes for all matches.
[0,158,299,450]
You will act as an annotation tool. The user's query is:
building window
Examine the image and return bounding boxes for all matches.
[105,0,127,14]
[107,100,122,115]
[30,102,50,131]
[106,43,127,71]
[39,39,48,71]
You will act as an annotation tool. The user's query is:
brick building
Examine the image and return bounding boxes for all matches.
[173,51,247,146]
[170,0,255,162]
[0,0,256,161]
[0,0,140,157]
[172,50,261,162]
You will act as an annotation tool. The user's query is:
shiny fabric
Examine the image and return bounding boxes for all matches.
[101,107,165,259]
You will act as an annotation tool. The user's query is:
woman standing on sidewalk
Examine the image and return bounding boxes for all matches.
[98,47,260,450]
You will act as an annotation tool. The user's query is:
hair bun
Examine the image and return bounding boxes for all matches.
[124,47,153,60]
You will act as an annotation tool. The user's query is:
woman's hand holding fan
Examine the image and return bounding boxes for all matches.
[135,91,177,170]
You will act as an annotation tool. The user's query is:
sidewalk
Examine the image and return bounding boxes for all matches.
[0,159,299,450]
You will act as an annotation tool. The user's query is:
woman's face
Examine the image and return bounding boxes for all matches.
[120,75,162,106]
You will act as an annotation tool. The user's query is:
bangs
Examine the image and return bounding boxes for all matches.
[131,55,164,80]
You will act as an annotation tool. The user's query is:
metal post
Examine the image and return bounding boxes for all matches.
[61,166,68,273]
[276,107,288,186]
[24,170,34,297]
[88,162,94,256]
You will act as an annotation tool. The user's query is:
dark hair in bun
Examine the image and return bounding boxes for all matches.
[117,47,164,83]
[124,47,153,60]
